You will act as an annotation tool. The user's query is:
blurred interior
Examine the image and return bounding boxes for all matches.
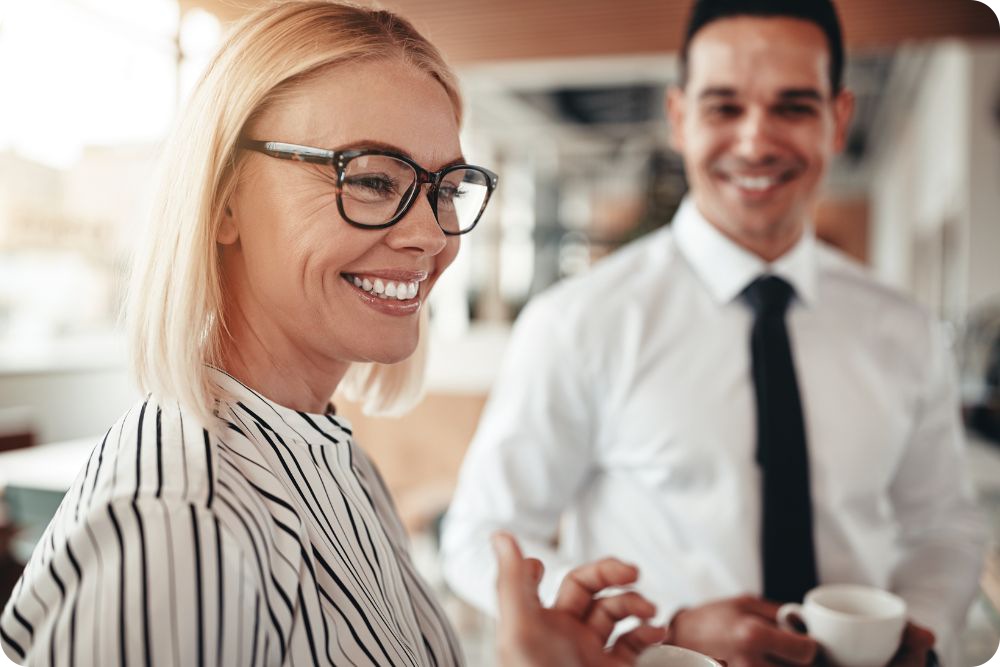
[1,0,999,664]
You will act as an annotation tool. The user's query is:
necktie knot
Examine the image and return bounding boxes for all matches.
[743,275,795,317]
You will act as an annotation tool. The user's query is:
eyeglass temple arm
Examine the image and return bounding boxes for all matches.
[238,139,337,165]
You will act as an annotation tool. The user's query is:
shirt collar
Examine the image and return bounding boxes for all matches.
[672,196,818,306]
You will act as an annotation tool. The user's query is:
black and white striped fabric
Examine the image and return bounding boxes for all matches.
[1,369,463,666]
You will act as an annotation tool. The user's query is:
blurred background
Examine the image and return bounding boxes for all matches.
[0,0,999,664]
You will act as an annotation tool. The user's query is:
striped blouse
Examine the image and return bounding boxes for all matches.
[1,369,464,666]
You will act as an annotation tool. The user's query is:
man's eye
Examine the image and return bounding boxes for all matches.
[706,104,742,118]
[775,104,818,117]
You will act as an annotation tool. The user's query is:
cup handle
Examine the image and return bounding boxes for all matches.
[777,602,807,634]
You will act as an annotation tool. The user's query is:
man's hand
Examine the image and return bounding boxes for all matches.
[493,532,668,667]
[887,623,935,667]
[667,595,819,667]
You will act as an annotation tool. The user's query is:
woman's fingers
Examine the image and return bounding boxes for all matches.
[493,531,540,621]
[583,591,658,641]
[526,557,545,588]
[553,558,640,617]
[608,623,669,661]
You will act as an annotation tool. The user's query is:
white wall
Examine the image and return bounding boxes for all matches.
[0,366,138,445]
[0,334,139,444]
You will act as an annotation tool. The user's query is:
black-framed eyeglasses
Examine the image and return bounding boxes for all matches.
[238,139,498,236]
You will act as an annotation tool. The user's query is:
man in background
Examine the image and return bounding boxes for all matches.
[441,1,986,664]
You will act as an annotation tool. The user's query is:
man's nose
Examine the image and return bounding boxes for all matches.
[733,107,774,161]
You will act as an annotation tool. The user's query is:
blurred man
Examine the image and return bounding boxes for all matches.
[441,1,986,665]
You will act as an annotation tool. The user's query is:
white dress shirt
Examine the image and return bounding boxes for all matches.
[441,198,986,666]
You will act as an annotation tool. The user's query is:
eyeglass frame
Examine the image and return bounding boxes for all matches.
[237,139,498,236]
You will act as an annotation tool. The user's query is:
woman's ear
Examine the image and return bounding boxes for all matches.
[217,203,240,245]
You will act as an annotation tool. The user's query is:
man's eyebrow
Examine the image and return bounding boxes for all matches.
[697,87,738,100]
[334,139,466,168]
[776,88,824,102]
[694,88,826,103]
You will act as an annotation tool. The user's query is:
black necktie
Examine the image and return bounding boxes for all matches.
[743,275,818,603]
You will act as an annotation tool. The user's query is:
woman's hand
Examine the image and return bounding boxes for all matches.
[493,532,667,667]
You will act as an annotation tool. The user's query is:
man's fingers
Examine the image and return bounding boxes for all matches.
[608,623,668,661]
[901,622,936,652]
[765,632,819,665]
[553,558,640,617]
[742,619,817,666]
[583,591,658,641]
[736,595,783,622]
[890,622,936,667]
[492,531,539,620]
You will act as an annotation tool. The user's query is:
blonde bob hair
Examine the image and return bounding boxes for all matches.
[126,1,462,427]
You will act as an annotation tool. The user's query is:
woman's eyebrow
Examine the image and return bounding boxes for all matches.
[334,139,465,168]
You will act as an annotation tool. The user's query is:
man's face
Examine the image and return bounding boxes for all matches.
[667,16,853,257]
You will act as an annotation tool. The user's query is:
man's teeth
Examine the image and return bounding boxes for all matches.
[732,175,779,191]
[350,275,419,300]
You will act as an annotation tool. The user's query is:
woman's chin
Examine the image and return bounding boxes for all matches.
[356,338,419,366]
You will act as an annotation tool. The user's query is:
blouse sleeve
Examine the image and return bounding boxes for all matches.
[2,497,267,667]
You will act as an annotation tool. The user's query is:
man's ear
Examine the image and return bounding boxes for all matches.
[665,86,687,153]
[217,203,239,245]
[831,88,856,154]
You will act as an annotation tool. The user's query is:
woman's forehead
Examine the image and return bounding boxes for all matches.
[256,59,462,166]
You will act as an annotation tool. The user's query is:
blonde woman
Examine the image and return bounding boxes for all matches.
[0,3,666,666]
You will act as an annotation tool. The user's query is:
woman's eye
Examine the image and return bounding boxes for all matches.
[438,184,465,202]
[345,174,398,194]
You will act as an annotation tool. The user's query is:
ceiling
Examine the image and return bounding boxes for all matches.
[182,0,999,64]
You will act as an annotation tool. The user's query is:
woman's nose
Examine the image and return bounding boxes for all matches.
[384,183,448,256]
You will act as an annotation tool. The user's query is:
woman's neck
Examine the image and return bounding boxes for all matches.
[217,301,349,415]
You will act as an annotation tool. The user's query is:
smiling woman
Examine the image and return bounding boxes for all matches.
[0,2,664,666]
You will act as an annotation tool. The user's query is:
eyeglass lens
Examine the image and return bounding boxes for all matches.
[341,155,490,233]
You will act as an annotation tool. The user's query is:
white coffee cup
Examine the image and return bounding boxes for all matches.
[777,584,907,667]
[637,645,723,667]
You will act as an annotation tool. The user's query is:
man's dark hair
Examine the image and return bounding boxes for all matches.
[680,0,845,93]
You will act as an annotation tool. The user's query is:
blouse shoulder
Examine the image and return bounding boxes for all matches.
[84,395,220,511]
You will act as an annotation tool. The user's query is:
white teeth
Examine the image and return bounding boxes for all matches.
[733,175,776,191]
[348,275,422,300]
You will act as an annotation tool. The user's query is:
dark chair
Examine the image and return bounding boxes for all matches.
[0,426,36,608]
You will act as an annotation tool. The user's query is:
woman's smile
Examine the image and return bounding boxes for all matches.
[341,268,428,316]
